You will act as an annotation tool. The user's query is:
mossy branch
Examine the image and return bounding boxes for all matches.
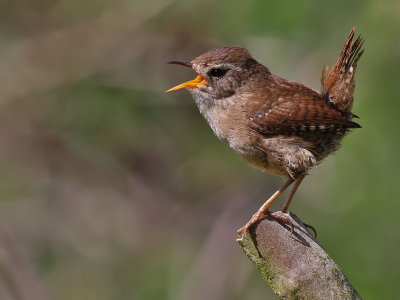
[237,212,361,299]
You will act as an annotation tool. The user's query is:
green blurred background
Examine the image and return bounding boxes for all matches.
[0,0,399,299]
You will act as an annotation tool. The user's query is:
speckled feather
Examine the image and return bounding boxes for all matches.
[321,27,364,113]
[174,32,362,179]
[168,29,365,234]
[246,74,361,161]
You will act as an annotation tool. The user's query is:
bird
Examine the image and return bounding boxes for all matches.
[166,28,364,236]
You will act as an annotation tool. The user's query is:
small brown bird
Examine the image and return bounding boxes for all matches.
[167,28,364,236]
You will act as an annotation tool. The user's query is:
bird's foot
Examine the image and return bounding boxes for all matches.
[267,211,294,236]
[237,178,296,237]
[236,210,264,237]
[236,209,295,237]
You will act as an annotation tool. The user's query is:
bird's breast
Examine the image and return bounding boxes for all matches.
[191,92,240,143]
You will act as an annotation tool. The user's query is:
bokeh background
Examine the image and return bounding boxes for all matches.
[0,0,399,299]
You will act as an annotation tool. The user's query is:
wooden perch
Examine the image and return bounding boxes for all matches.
[237,212,361,299]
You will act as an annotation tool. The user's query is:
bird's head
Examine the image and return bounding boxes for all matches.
[167,46,266,105]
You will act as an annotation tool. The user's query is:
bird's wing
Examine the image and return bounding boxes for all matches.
[321,27,364,113]
[246,87,360,142]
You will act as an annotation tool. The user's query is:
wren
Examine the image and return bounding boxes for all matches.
[167,28,364,236]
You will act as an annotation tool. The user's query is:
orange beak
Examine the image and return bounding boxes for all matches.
[166,61,206,93]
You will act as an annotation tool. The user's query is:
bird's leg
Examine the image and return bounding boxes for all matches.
[282,176,318,238]
[237,177,294,236]
[281,176,305,213]
[265,176,305,236]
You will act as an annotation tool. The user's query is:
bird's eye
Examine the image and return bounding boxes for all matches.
[208,68,228,78]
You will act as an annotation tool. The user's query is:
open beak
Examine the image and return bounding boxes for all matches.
[166,61,206,93]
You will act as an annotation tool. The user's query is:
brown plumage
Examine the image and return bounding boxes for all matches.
[167,28,364,236]
[321,27,364,114]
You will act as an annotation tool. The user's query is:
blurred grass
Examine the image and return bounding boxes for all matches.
[0,0,399,299]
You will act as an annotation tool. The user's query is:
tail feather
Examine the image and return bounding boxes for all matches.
[321,28,364,114]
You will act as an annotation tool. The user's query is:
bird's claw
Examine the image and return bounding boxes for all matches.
[236,210,296,237]
[302,222,317,238]
[268,211,294,236]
